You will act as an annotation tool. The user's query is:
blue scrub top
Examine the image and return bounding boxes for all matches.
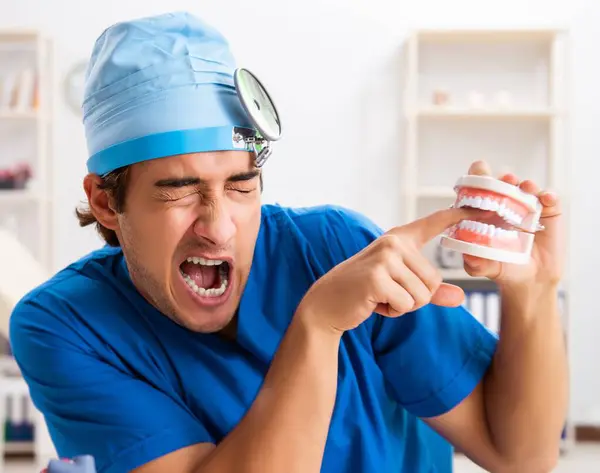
[9,204,497,473]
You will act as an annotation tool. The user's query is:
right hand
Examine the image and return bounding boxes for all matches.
[296,207,477,334]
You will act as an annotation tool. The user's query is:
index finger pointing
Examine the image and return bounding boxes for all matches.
[390,207,477,247]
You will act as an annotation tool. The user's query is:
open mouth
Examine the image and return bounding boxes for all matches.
[440,175,542,264]
[179,256,231,298]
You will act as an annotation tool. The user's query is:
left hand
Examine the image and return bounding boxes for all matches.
[461,160,564,289]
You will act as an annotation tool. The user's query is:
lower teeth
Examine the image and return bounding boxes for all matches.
[181,266,229,297]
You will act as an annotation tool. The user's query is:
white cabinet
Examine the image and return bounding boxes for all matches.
[0,29,54,461]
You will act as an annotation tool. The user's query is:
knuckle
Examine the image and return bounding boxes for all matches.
[370,265,389,287]
[371,250,388,268]
[378,234,402,252]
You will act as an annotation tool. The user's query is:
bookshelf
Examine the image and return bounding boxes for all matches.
[0,29,53,271]
[0,28,54,464]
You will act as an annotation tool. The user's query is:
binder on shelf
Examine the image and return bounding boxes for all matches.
[464,290,500,334]
[463,288,567,335]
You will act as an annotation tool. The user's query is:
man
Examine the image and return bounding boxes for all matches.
[10,11,567,473]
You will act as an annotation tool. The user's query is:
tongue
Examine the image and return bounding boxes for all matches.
[181,262,219,289]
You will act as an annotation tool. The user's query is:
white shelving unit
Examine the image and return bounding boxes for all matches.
[402,28,572,450]
[0,29,53,460]
[0,30,53,272]
[402,28,569,278]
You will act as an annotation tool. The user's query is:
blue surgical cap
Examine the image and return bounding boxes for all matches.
[83,12,255,176]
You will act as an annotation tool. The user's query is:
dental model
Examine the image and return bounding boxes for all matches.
[440,175,543,265]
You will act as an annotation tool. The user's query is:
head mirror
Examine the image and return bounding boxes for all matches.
[234,68,282,142]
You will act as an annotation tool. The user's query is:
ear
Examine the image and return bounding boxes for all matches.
[83,174,120,231]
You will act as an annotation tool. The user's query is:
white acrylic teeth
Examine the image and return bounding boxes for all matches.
[442,175,542,265]
[457,195,524,226]
[458,220,518,239]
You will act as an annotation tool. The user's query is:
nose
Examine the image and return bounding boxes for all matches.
[192,199,236,246]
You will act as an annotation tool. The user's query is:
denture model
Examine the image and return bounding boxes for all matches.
[439,175,543,265]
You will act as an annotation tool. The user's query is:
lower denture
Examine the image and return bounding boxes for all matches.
[454,228,521,251]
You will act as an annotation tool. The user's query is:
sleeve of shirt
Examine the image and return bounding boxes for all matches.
[372,304,498,418]
[9,297,214,473]
[321,206,499,419]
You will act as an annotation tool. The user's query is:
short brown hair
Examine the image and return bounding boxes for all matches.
[75,166,131,247]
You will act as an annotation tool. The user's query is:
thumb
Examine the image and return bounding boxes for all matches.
[374,283,465,317]
[463,254,502,280]
[430,282,465,307]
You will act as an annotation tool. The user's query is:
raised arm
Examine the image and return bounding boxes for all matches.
[424,165,568,472]
[377,162,568,473]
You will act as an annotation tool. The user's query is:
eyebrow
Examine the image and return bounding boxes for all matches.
[154,170,260,188]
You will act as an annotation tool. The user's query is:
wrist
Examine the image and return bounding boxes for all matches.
[498,280,559,301]
[293,304,344,344]
[498,280,560,322]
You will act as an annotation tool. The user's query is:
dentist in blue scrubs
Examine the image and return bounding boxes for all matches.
[10,11,567,473]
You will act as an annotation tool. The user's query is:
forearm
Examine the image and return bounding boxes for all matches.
[199,313,341,473]
[484,283,568,469]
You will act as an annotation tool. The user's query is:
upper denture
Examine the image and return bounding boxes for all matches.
[456,188,528,226]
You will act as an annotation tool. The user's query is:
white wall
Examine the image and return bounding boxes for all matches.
[1,0,599,425]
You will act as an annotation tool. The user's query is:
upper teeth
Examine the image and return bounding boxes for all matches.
[186,256,223,266]
[458,220,518,239]
[457,196,523,226]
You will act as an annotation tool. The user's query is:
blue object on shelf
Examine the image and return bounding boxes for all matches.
[4,420,34,442]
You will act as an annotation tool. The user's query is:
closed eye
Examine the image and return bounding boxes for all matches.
[152,171,260,200]
[156,189,201,202]
[228,186,256,195]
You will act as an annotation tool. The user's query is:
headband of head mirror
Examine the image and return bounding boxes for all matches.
[83,12,257,176]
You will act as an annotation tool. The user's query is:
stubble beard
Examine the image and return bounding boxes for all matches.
[125,244,188,327]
